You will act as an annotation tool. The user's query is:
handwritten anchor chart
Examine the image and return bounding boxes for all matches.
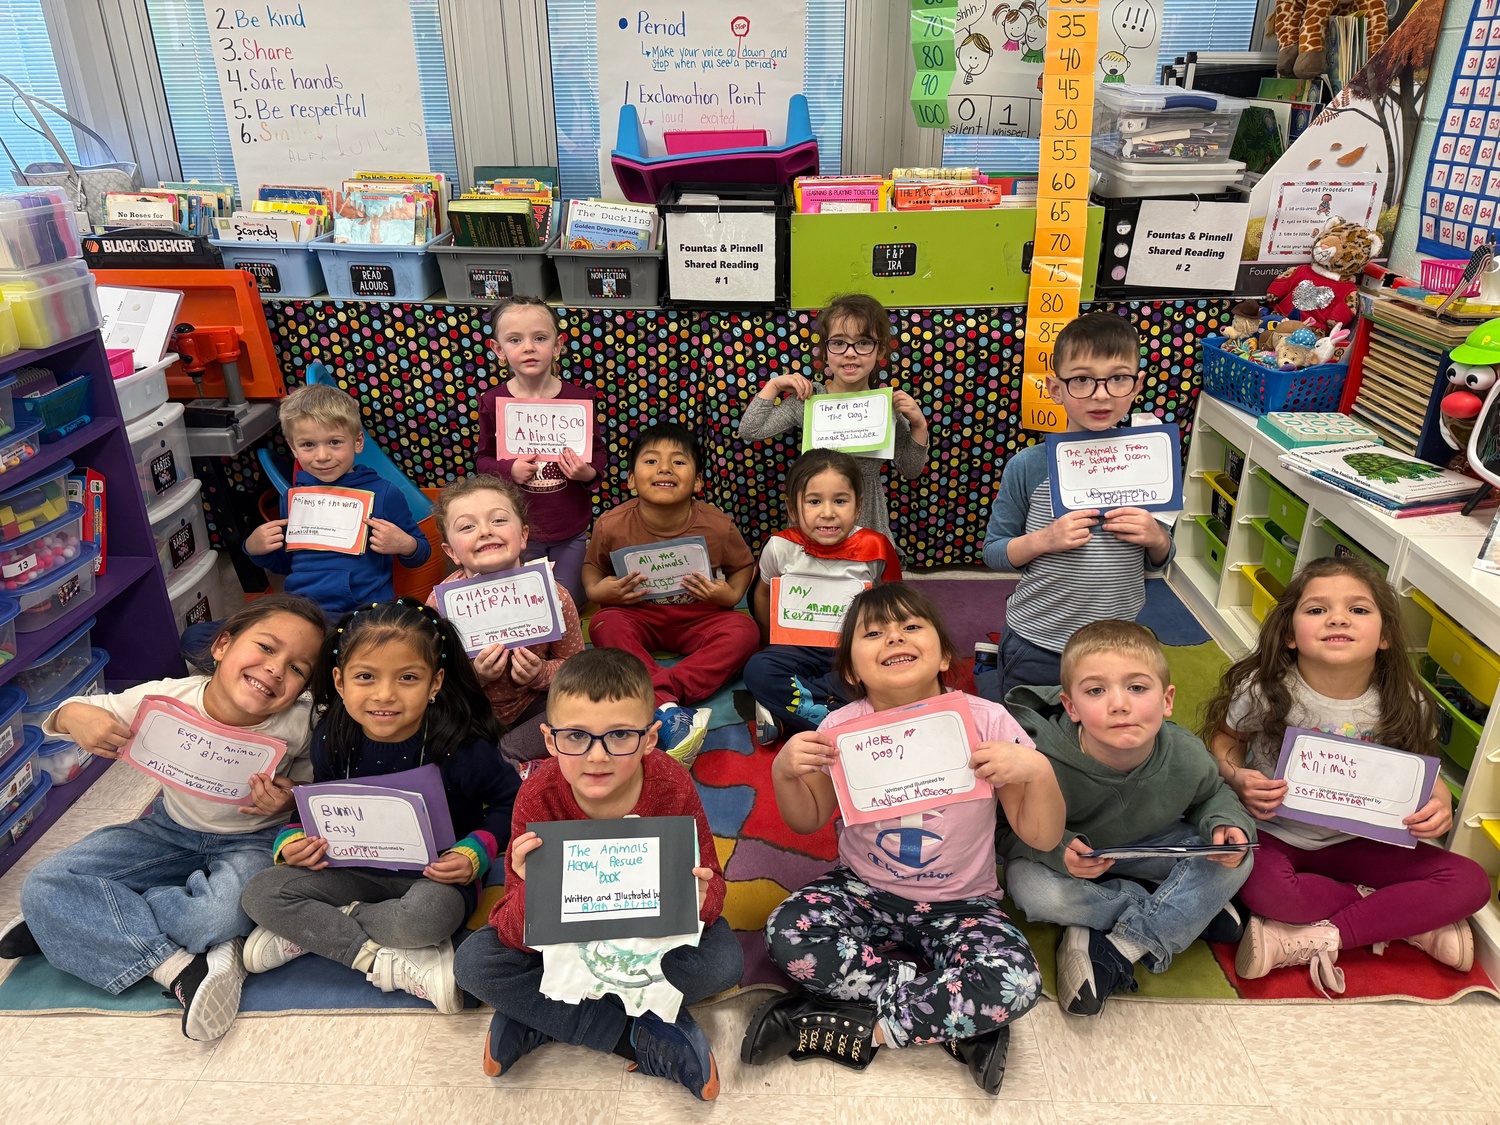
[593,1,806,197]
[199,1,431,198]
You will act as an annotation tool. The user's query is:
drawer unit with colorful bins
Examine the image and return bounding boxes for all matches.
[1413,590,1497,801]
[1246,467,1309,607]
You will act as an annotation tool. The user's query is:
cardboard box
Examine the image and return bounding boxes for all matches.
[65,470,105,576]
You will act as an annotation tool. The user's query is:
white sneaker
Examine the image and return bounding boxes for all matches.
[181,938,247,1042]
[366,939,463,1014]
[243,925,306,974]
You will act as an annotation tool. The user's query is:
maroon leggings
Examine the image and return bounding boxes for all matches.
[1240,831,1492,948]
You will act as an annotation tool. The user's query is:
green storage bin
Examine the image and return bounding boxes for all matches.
[1254,469,1309,539]
[1321,520,1388,578]
[789,206,1104,309]
[1248,517,1298,588]
[1193,514,1228,576]
[1417,656,1484,772]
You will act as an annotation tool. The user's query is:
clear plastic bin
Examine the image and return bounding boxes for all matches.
[149,477,208,575]
[0,771,52,855]
[0,187,80,271]
[13,615,95,707]
[0,259,101,349]
[0,372,17,441]
[0,419,42,481]
[0,458,74,544]
[37,736,91,785]
[1089,151,1247,196]
[13,541,98,633]
[0,504,84,592]
[166,549,221,636]
[18,647,108,729]
[1093,84,1247,164]
[0,301,17,358]
[126,401,192,504]
[0,598,18,670]
[0,728,43,819]
[114,353,174,423]
[0,685,25,769]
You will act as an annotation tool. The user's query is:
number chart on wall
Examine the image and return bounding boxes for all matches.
[201,1,432,200]
[1417,0,1500,257]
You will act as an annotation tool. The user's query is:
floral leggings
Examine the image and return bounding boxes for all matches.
[765,867,1042,1048]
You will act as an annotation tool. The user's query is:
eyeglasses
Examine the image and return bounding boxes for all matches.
[826,337,878,356]
[543,726,650,757]
[1059,373,1140,399]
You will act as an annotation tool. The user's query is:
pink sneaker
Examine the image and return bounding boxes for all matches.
[1236,916,1345,995]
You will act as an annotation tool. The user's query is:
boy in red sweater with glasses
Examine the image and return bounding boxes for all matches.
[452,648,742,1100]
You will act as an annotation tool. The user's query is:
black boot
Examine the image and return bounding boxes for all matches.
[944,1025,1010,1095]
[0,919,39,960]
[740,989,879,1071]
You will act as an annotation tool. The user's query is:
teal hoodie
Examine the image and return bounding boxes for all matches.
[999,685,1256,876]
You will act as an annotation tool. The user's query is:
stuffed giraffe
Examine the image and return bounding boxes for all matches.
[1269,0,1388,78]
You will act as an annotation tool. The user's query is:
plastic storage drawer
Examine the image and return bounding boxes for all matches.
[1415,590,1500,706]
[212,233,332,298]
[149,478,209,575]
[0,259,101,349]
[315,234,444,301]
[1322,520,1389,578]
[431,233,559,302]
[13,369,93,442]
[13,541,98,633]
[0,771,52,856]
[13,615,95,707]
[37,736,91,785]
[18,647,108,730]
[0,301,16,358]
[1248,517,1298,589]
[166,549,222,635]
[0,458,72,543]
[1243,564,1284,623]
[126,402,193,505]
[0,685,25,769]
[1193,514,1228,576]
[0,419,43,481]
[1254,469,1310,540]
[0,504,84,592]
[0,372,18,440]
[0,728,43,820]
[113,353,175,423]
[1092,84,1248,163]
[1418,656,1484,771]
[0,597,17,669]
[0,187,80,271]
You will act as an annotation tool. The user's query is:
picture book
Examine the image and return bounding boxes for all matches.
[258,184,336,216]
[252,199,332,234]
[890,180,1006,210]
[103,192,179,229]
[564,199,658,250]
[352,170,447,232]
[794,176,891,214]
[469,182,556,243]
[333,190,424,245]
[215,212,317,243]
[1279,442,1481,507]
[448,199,538,248]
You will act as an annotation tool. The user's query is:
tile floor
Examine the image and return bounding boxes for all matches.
[0,764,1497,1124]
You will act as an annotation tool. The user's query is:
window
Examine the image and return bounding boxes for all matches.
[143,0,457,194]
[549,0,846,199]
[1155,0,1259,74]
[0,1,78,173]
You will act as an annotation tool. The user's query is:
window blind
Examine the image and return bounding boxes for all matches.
[0,0,79,174]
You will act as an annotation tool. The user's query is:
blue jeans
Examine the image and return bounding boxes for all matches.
[21,797,280,993]
[453,917,744,1051]
[524,533,588,612]
[1003,823,1253,971]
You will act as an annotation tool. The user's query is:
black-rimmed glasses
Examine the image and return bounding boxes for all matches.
[827,337,877,356]
[1059,373,1140,398]
[543,726,650,757]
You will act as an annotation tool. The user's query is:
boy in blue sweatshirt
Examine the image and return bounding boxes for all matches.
[245,384,430,614]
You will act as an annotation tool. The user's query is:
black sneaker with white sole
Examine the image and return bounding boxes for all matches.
[0,917,40,960]
[1200,901,1244,945]
[169,938,247,1042]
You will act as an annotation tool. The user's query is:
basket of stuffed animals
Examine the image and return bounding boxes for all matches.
[1202,321,1350,415]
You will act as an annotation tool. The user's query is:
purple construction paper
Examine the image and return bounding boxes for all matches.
[435,560,565,656]
[1272,727,1440,849]
[295,764,457,871]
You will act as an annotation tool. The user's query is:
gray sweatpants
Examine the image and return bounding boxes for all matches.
[240,864,467,968]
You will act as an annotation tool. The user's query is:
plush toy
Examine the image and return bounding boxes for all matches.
[1223,300,1263,342]
[1440,318,1500,470]
[1265,217,1382,335]
[1268,0,1388,78]
[1276,327,1321,370]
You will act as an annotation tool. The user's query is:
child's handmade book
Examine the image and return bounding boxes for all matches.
[121,696,286,805]
[295,764,457,871]
[1272,727,1439,848]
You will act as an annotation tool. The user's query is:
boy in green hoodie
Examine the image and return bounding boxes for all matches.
[999,621,1255,1015]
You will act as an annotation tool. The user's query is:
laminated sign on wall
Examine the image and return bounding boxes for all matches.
[666,208,779,303]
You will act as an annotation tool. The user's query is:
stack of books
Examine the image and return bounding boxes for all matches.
[333,171,446,245]
[562,200,659,251]
[212,184,333,243]
[452,178,557,248]
[104,182,235,236]
[1280,441,1483,514]
[1355,291,1472,456]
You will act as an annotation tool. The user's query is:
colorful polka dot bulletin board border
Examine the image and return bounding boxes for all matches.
[260,299,1232,566]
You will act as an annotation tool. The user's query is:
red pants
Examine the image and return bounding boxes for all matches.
[1240,832,1492,948]
[589,602,760,706]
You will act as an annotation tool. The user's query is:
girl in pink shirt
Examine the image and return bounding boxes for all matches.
[742,583,1063,1096]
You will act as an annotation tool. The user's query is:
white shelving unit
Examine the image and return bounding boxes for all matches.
[1170,393,1500,983]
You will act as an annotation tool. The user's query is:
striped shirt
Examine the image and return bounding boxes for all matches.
[982,443,1175,654]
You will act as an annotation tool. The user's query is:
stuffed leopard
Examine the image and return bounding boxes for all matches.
[1265,217,1382,334]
